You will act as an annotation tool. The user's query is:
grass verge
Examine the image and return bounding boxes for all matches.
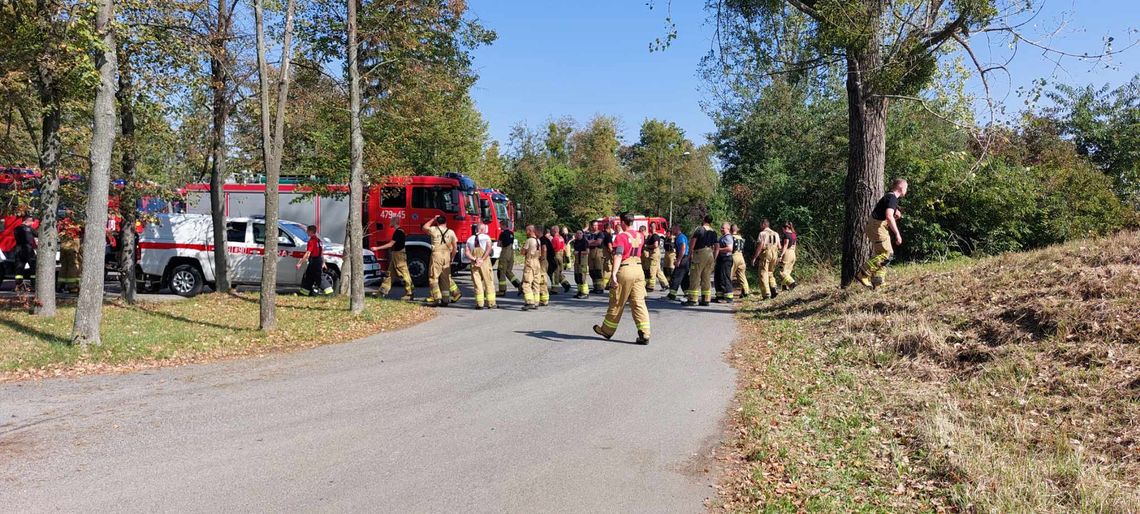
[0,293,432,381]
[719,231,1140,512]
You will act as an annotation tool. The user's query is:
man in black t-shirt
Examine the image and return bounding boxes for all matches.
[497,226,522,295]
[857,178,908,289]
[10,216,36,289]
[687,215,719,306]
[372,226,414,300]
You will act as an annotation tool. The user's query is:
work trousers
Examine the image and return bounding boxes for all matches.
[471,249,496,308]
[588,248,605,291]
[663,250,676,278]
[715,256,735,300]
[522,257,547,306]
[11,246,33,282]
[731,251,749,296]
[548,254,570,291]
[780,246,797,286]
[601,249,614,288]
[597,258,650,339]
[859,217,893,283]
[758,247,779,298]
[574,251,590,295]
[380,250,414,298]
[670,255,691,297]
[301,257,332,295]
[688,247,714,303]
[497,247,521,295]
[429,250,459,305]
[642,248,668,290]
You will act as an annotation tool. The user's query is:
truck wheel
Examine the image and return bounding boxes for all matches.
[407,249,430,288]
[168,264,204,297]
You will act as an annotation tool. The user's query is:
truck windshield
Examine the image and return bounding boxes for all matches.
[465,193,477,218]
[411,186,459,213]
[280,221,310,242]
[493,199,509,223]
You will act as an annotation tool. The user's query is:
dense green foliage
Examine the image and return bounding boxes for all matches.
[503,117,720,230]
[713,75,1137,265]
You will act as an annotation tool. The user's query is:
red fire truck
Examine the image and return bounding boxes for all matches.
[594,214,669,234]
[367,173,489,286]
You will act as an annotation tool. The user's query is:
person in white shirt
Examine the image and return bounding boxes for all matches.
[464,223,496,309]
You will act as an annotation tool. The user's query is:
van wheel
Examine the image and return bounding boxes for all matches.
[168,264,204,297]
[322,267,341,293]
[407,249,430,288]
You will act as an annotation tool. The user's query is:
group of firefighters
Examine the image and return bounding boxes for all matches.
[367,179,909,344]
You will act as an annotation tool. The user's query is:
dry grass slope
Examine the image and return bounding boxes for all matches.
[722,231,1140,513]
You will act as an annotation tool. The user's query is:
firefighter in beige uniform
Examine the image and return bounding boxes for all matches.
[423,216,461,306]
[730,224,750,298]
[750,219,781,299]
[371,226,414,300]
[465,223,497,309]
[593,212,650,345]
[521,225,544,311]
[687,215,718,306]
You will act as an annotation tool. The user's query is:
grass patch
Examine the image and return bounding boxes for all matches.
[0,293,432,380]
[719,231,1140,512]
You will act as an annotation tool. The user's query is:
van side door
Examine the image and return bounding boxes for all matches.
[225,220,258,283]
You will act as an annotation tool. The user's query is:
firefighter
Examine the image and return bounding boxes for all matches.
[639,226,653,290]
[423,216,461,306]
[730,224,750,298]
[779,221,798,290]
[662,228,676,280]
[666,224,689,302]
[750,219,781,299]
[8,215,36,291]
[587,221,605,293]
[857,179,908,289]
[593,212,650,345]
[572,228,591,298]
[600,222,615,289]
[371,225,414,301]
[295,225,334,296]
[536,227,551,305]
[58,217,82,294]
[687,215,718,306]
[651,223,670,290]
[464,223,496,309]
[714,222,736,303]
[497,224,522,296]
[521,225,543,311]
[547,225,571,293]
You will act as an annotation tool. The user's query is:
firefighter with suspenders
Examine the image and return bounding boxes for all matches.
[593,212,651,345]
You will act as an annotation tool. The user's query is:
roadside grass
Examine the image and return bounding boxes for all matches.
[720,231,1140,512]
[0,293,432,380]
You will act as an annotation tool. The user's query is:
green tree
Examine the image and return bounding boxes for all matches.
[566,115,624,227]
[705,0,1125,286]
[1046,76,1140,207]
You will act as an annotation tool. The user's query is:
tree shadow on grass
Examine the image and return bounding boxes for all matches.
[224,291,359,313]
[0,317,71,346]
[128,305,249,332]
[742,290,837,321]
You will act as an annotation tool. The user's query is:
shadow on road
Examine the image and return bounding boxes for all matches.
[514,330,645,346]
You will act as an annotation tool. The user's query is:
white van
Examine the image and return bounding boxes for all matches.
[138,214,380,297]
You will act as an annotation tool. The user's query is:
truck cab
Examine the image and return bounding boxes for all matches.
[367,173,481,287]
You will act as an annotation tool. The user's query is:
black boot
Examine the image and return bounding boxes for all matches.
[636,331,650,345]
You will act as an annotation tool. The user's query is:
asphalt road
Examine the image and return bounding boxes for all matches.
[0,269,738,513]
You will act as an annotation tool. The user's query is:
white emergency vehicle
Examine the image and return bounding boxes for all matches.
[137,214,380,297]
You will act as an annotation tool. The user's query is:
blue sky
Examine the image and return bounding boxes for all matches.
[467,1,1139,147]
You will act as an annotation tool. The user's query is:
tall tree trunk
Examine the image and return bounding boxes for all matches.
[116,42,138,305]
[72,0,118,346]
[32,1,62,317]
[254,0,296,331]
[209,0,232,294]
[840,24,888,288]
[346,0,365,314]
